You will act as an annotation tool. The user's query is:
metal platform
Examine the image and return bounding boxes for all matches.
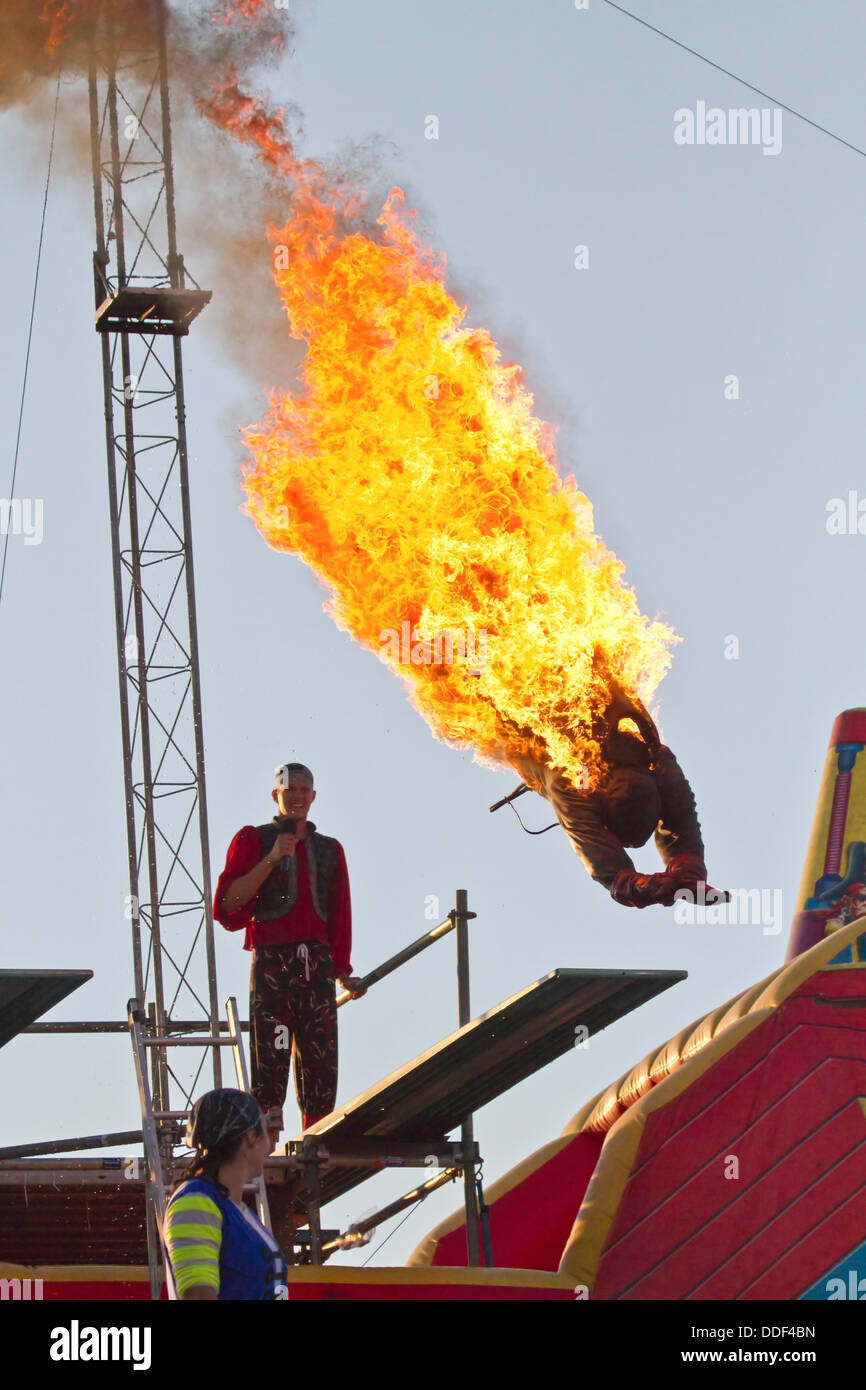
[0,970,93,1050]
[94,285,211,335]
[288,967,686,1208]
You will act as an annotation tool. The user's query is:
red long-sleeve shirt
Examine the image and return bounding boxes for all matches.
[213,827,353,979]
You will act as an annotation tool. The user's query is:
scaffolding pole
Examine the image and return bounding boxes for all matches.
[455,888,482,1267]
[87,0,218,1291]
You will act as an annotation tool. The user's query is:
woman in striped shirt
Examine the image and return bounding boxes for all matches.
[164,1089,288,1300]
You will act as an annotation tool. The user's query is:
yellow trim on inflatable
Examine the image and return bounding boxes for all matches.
[561,980,767,1141]
[647,1017,709,1085]
[0,1261,573,1291]
[795,735,866,914]
[285,1265,575,1288]
[795,745,837,911]
[0,1264,153,1283]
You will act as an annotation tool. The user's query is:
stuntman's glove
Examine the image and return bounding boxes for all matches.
[666,853,707,881]
[666,853,730,905]
[610,869,681,908]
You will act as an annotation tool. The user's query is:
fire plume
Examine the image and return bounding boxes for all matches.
[2,0,680,791]
[199,83,679,788]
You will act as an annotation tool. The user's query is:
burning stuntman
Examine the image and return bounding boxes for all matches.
[508,661,728,909]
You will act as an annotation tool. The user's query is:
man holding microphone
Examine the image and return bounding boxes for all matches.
[214,762,365,1147]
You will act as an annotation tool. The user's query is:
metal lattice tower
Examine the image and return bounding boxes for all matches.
[87,0,221,1149]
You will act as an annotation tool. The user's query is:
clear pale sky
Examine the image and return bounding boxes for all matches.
[2,0,865,1270]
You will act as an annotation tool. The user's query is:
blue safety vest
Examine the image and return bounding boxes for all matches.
[165,1177,288,1301]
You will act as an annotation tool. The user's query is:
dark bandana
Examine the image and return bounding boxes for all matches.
[185,1088,263,1152]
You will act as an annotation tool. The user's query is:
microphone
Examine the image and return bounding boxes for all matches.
[274,815,297,871]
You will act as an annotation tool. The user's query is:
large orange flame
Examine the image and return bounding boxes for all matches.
[201,82,679,789]
[3,0,680,789]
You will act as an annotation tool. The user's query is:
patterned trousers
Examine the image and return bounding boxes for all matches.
[249,941,338,1121]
